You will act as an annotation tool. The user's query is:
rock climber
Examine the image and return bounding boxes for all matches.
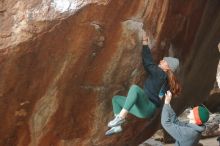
[105,31,181,136]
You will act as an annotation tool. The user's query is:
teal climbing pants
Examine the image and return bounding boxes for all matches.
[112,85,157,118]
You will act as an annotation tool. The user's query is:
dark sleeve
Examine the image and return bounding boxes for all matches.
[161,104,186,141]
[142,45,158,74]
[159,81,169,98]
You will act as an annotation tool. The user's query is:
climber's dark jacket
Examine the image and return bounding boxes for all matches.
[142,45,169,107]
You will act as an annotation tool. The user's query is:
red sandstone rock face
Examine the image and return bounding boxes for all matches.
[0,0,220,146]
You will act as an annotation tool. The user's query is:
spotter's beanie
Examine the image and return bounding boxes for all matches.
[193,106,210,125]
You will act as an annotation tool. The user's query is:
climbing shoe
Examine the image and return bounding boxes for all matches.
[105,125,122,136]
[107,115,125,128]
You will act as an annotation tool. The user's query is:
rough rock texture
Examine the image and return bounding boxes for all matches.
[0,0,220,146]
[0,0,110,49]
[217,61,220,88]
[205,89,220,112]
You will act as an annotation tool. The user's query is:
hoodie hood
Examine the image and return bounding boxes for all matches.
[188,123,205,132]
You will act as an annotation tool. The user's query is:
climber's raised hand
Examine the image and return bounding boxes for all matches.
[142,31,149,45]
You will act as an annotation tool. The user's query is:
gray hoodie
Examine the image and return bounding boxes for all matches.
[161,104,205,146]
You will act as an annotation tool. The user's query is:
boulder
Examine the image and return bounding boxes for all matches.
[0,0,220,145]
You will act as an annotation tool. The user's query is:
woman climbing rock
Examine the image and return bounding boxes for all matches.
[105,31,182,136]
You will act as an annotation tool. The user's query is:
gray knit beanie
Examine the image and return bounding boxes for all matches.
[163,57,179,72]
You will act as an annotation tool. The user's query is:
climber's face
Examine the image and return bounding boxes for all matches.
[158,59,170,72]
[218,42,220,50]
